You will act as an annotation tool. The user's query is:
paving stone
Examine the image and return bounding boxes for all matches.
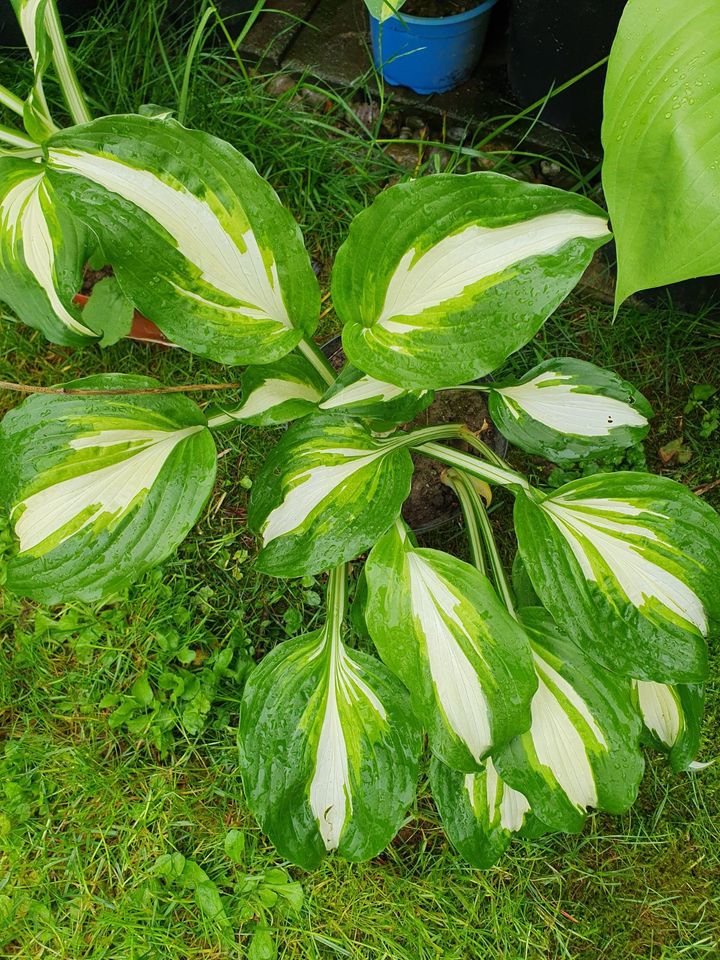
[221,0,322,68]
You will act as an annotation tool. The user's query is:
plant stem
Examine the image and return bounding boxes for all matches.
[414,441,529,491]
[0,380,240,396]
[44,0,92,124]
[441,469,486,575]
[444,469,516,616]
[0,84,25,117]
[297,336,336,387]
[325,562,348,645]
[0,124,38,149]
[458,426,510,470]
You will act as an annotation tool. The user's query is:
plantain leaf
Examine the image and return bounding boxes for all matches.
[46,115,320,364]
[633,679,705,772]
[494,608,644,833]
[514,472,720,683]
[602,0,720,307]
[364,521,536,771]
[0,159,96,345]
[429,756,544,869]
[318,362,433,424]
[489,358,652,462]
[248,415,426,577]
[333,172,610,389]
[0,375,217,603]
[207,355,327,428]
[239,571,421,868]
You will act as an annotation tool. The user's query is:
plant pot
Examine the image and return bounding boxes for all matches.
[321,335,507,533]
[0,0,101,47]
[368,0,499,95]
[72,293,173,347]
[508,0,627,138]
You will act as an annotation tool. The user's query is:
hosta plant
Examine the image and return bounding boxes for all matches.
[2,0,719,870]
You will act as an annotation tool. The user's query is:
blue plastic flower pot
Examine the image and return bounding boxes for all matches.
[369,1,498,95]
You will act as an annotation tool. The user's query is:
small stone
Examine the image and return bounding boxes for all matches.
[540,160,562,178]
[266,74,295,98]
[405,114,426,131]
[385,142,419,169]
[446,125,468,144]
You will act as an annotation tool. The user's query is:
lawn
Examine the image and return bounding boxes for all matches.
[1,3,719,958]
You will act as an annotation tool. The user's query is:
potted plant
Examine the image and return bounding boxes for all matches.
[365,0,499,94]
[1,0,719,871]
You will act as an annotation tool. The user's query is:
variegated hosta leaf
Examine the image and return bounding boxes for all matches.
[489,358,652,462]
[513,472,720,683]
[0,158,96,345]
[239,629,421,869]
[11,0,56,141]
[429,756,545,869]
[633,679,705,773]
[0,375,217,604]
[208,355,327,428]
[46,115,320,364]
[333,173,611,389]
[318,362,433,423]
[494,608,644,833]
[364,522,536,771]
[248,415,418,577]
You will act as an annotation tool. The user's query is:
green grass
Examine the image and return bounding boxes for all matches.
[2,2,720,957]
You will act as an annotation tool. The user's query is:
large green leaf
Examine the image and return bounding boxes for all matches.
[514,472,720,683]
[633,679,705,773]
[248,415,442,578]
[333,173,610,389]
[239,570,421,869]
[494,608,644,833]
[46,115,320,364]
[364,522,536,771]
[429,756,544,870]
[602,0,720,307]
[0,159,96,345]
[489,358,652,462]
[0,375,217,603]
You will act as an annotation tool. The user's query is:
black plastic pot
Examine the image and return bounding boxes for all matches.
[508,0,627,139]
[0,0,101,47]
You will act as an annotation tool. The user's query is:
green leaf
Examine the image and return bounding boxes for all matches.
[489,358,652,462]
[130,673,154,707]
[494,608,644,833]
[318,362,433,423]
[81,276,134,347]
[248,414,416,577]
[239,574,421,868]
[602,0,720,308]
[0,159,96,346]
[248,925,277,960]
[46,114,320,364]
[429,756,543,869]
[513,472,720,683]
[224,829,246,864]
[364,521,537,771]
[194,882,229,926]
[0,374,217,603]
[333,172,610,389]
[10,0,56,141]
[364,0,406,21]
[633,679,705,772]
[208,355,327,428]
